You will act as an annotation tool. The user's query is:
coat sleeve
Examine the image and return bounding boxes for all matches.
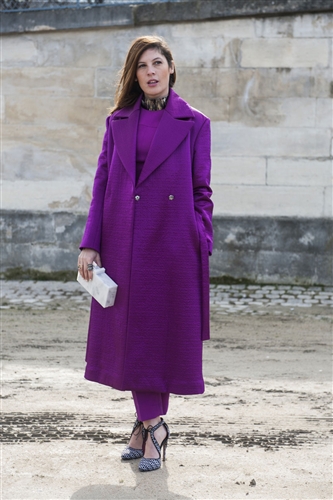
[80,116,113,253]
[192,117,214,255]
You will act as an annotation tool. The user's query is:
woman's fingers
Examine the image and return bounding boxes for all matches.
[79,259,92,281]
[86,262,94,282]
[78,257,89,281]
[78,249,102,281]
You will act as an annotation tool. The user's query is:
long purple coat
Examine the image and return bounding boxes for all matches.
[81,89,213,395]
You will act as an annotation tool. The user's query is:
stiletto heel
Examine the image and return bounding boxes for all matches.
[139,418,170,472]
[162,439,167,462]
[121,417,144,460]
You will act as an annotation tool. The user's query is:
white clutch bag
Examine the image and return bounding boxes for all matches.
[77,263,118,308]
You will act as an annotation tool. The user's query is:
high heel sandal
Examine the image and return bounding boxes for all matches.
[139,418,170,472]
[121,418,144,460]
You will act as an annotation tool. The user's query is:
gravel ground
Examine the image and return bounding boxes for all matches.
[1,281,332,499]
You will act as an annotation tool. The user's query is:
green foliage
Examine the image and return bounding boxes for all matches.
[2,267,76,282]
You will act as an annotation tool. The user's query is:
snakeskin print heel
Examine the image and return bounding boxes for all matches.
[139,418,170,472]
[121,418,144,460]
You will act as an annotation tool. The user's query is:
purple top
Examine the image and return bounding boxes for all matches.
[136,107,164,182]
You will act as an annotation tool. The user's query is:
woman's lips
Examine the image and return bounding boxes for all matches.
[147,80,158,86]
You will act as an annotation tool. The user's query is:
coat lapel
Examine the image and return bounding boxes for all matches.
[111,98,141,185]
[137,89,194,186]
[111,90,195,186]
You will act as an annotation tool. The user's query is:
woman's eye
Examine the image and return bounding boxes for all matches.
[138,64,145,69]
[154,61,162,65]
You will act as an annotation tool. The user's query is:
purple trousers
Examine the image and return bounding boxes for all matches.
[132,391,170,421]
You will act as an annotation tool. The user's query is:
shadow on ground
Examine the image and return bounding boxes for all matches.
[71,462,190,499]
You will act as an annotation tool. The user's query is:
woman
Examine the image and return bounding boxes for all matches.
[78,36,213,472]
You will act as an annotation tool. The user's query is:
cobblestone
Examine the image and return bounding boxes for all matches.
[1,280,332,317]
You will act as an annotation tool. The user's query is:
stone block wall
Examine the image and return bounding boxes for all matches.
[1,3,332,283]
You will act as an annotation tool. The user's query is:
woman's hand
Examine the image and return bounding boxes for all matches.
[78,248,102,281]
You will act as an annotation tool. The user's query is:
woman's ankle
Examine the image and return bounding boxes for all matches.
[142,416,161,428]
[128,420,144,448]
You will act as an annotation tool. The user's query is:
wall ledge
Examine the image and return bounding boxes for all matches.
[1,210,332,285]
[1,0,332,34]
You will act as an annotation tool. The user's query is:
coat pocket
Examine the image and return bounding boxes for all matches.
[195,210,208,254]
[194,210,210,341]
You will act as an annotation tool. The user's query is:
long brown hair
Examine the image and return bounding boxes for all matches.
[110,36,176,114]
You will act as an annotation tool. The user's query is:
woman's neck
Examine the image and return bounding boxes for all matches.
[141,95,168,111]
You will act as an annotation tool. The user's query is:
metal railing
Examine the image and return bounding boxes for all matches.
[0,0,178,12]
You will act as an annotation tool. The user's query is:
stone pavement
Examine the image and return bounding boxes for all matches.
[1,280,332,317]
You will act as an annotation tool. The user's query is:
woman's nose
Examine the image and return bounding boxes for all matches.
[147,66,155,75]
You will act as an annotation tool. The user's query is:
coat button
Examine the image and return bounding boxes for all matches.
[168,195,174,200]
[135,195,140,201]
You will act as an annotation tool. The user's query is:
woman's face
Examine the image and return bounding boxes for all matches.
[136,48,174,100]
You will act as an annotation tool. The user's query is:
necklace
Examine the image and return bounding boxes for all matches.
[141,96,168,111]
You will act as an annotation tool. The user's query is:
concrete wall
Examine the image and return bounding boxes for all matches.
[1,2,333,283]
